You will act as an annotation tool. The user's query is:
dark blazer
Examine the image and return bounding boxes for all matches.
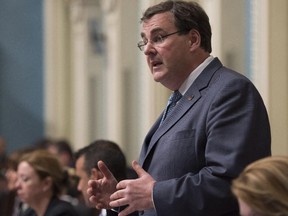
[139,58,271,216]
[23,196,78,216]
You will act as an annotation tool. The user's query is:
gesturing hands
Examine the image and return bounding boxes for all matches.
[87,160,156,216]
[87,160,118,209]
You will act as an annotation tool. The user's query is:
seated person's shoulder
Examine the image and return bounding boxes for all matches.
[46,197,78,216]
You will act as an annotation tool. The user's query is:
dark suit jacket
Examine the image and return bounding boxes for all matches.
[139,58,271,216]
[23,196,78,216]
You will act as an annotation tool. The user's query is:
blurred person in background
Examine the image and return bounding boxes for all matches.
[75,140,137,216]
[33,137,75,169]
[0,172,7,191]
[0,136,7,171]
[33,137,80,205]
[15,149,78,216]
[0,148,33,216]
[46,139,80,204]
[46,139,75,169]
[0,173,8,215]
[0,136,8,213]
[232,155,288,216]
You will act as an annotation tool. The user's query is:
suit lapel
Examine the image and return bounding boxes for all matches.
[141,88,201,163]
[139,58,223,167]
[139,116,161,165]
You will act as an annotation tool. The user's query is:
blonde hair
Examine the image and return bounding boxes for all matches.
[19,149,65,195]
[232,156,288,216]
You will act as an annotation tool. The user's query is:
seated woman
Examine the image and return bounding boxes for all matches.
[16,149,78,216]
[0,147,34,216]
[231,155,288,216]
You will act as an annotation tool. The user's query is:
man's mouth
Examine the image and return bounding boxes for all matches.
[151,60,162,68]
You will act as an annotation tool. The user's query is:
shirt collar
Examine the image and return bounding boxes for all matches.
[179,55,214,95]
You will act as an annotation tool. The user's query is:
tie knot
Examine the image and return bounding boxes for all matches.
[169,90,182,104]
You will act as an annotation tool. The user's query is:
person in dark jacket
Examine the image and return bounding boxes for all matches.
[75,139,137,216]
[16,149,77,216]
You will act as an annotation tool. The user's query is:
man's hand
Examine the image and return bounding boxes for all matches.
[87,160,118,209]
[109,160,156,216]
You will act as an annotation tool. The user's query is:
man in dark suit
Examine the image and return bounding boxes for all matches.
[87,1,271,216]
[75,140,137,216]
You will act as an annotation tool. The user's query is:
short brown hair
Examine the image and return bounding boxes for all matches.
[19,149,65,195]
[141,1,212,53]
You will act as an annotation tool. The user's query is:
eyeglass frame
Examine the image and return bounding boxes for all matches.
[137,30,186,51]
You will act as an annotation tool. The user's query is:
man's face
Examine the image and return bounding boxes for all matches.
[140,12,192,90]
[75,155,92,207]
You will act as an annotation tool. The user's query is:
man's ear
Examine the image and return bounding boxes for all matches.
[188,29,201,49]
[90,168,103,180]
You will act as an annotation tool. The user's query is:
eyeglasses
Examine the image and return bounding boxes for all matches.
[137,30,184,51]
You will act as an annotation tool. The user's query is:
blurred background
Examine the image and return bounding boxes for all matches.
[0,0,287,162]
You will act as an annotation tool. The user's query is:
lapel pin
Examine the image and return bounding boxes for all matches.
[187,96,194,101]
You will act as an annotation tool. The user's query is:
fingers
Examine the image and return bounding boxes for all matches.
[87,180,99,207]
[110,188,125,201]
[98,160,114,179]
[87,179,97,196]
[114,160,145,191]
[87,179,97,188]
[109,196,136,216]
[110,185,131,208]
[89,198,105,209]
[89,195,97,204]
[109,196,124,208]
[132,160,147,177]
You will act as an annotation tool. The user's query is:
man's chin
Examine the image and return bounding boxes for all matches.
[152,73,163,83]
[152,69,166,82]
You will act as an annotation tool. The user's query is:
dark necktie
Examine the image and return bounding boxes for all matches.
[160,90,182,125]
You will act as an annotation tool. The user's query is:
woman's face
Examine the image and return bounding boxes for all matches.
[16,161,48,206]
[238,198,262,216]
